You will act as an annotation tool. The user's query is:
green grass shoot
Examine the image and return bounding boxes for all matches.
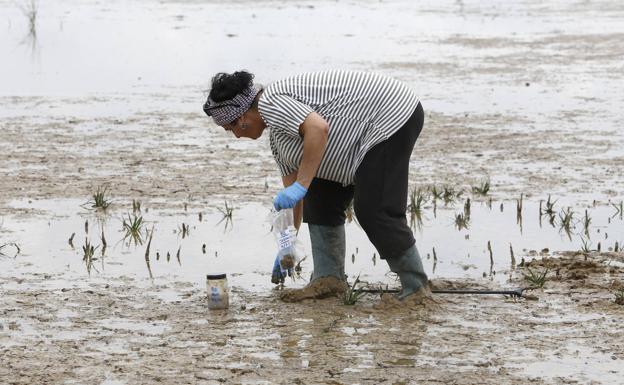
[86,185,112,211]
[580,237,592,253]
[614,287,624,305]
[343,274,366,305]
[122,213,145,246]
[523,266,549,288]
[558,207,575,239]
[471,179,490,196]
[81,238,99,276]
[217,201,235,230]
[454,212,469,231]
[408,187,427,230]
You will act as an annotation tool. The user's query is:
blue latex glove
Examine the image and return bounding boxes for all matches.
[273,182,307,211]
[271,253,293,284]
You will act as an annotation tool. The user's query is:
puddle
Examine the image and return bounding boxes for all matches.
[1,197,623,292]
[508,342,623,383]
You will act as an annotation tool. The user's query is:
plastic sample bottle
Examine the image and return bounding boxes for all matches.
[206,273,229,310]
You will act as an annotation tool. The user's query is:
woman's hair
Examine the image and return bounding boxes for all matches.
[209,71,254,102]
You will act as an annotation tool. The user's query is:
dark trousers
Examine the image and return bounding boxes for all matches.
[303,102,424,259]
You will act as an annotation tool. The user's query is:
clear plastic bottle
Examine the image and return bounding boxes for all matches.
[206,273,229,310]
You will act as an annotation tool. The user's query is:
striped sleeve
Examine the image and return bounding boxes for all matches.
[260,94,313,138]
[269,133,299,177]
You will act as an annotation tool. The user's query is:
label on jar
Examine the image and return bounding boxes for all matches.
[207,279,229,309]
[210,286,222,304]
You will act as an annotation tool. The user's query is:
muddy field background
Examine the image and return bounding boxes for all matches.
[1,0,624,384]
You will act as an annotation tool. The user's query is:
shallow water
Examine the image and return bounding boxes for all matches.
[2,196,622,292]
[2,0,623,122]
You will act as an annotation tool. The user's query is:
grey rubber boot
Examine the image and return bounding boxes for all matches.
[386,243,429,299]
[309,224,346,281]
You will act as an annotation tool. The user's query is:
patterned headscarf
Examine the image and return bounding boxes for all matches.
[203,85,261,126]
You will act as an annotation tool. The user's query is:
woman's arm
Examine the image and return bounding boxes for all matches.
[296,112,329,189]
[272,112,328,214]
[281,172,303,230]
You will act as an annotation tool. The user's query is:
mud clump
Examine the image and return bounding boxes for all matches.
[373,287,437,311]
[280,254,295,270]
[280,276,347,302]
[525,254,615,281]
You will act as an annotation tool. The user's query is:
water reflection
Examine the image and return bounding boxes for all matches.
[18,0,39,58]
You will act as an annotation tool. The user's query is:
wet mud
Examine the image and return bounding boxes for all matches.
[1,252,623,384]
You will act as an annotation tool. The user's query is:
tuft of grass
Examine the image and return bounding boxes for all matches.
[523,266,549,288]
[614,287,624,305]
[408,187,427,230]
[343,274,366,305]
[580,237,592,253]
[87,185,112,210]
[132,199,141,214]
[542,195,557,226]
[217,201,234,230]
[471,179,490,196]
[19,0,38,37]
[429,185,443,201]
[81,238,99,276]
[558,207,575,240]
[544,195,557,215]
[408,187,428,213]
[442,185,462,206]
[122,213,145,246]
[454,212,470,231]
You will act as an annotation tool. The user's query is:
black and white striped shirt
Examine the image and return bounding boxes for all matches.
[258,70,419,185]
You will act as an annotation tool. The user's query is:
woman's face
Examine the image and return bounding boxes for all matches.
[222,111,264,140]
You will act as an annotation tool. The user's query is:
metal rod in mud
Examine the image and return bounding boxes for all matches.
[431,289,525,297]
[358,288,528,298]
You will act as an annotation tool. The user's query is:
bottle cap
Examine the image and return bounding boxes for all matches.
[206,273,227,280]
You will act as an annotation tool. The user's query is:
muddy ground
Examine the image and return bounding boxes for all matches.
[1,253,623,384]
[2,0,624,384]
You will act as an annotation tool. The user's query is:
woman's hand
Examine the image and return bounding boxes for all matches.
[273,182,307,210]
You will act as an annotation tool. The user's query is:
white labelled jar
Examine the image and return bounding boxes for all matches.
[206,273,229,310]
